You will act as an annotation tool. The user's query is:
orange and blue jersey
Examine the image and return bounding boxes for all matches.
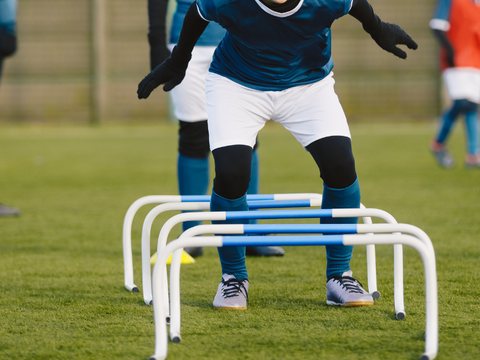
[430,0,480,70]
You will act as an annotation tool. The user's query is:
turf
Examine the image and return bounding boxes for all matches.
[0,122,479,360]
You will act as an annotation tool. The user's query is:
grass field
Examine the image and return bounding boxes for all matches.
[1,121,479,360]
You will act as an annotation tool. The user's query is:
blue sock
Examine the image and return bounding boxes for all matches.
[210,190,248,280]
[321,178,361,280]
[177,154,209,231]
[247,149,259,195]
[465,110,479,155]
[246,150,259,226]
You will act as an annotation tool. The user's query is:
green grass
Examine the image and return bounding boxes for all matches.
[0,122,479,360]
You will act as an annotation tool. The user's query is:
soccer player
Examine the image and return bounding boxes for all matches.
[147,0,284,257]
[0,0,20,218]
[429,0,480,168]
[138,0,417,309]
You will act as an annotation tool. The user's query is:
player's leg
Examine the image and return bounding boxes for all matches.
[177,119,210,234]
[277,73,372,307]
[206,72,273,309]
[168,46,213,256]
[430,99,467,168]
[464,103,480,167]
[245,143,285,257]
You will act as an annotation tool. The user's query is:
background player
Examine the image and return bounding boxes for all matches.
[147,0,285,257]
[138,0,417,309]
[0,0,20,218]
[429,0,480,168]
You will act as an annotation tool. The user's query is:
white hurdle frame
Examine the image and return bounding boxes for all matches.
[123,194,390,307]
[169,222,434,344]
[150,231,438,360]
[151,207,406,321]
[123,194,324,292]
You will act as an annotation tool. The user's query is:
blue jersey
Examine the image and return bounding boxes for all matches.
[196,0,353,91]
[0,0,17,33]
[170,0,226,46]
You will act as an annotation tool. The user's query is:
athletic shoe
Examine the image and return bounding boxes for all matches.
[431,148,455,168]
[326,270,374,307]
[183,247,203,258]
[465,154,480,168]
[430,141,455,168]
[246,246,285,257]
[0,204,21,217]
[213,274,249,310]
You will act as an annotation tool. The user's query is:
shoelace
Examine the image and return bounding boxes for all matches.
[222,278,248,300]
[332,276,365,294]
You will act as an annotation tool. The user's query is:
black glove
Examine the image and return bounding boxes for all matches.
[0,25,17,57]
[367,21,418,59]
[137,46,191,99]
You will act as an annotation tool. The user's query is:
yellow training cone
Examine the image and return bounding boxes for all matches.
[150,250,195,265]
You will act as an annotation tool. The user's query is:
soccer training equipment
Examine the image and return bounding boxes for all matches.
[213,274,249,310]
[326,270,374,307]
[150,226,438,360]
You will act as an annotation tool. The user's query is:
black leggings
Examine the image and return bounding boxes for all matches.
[178,120,259,159]
[212,136,357,199]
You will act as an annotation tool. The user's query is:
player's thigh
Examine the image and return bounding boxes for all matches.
[205,72,272,151]
[168,45,215,121]
[275,73,351,148]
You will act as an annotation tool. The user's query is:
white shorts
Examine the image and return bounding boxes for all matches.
[443,67,480,104]
[168,44,215,122]
[205,72,351,151]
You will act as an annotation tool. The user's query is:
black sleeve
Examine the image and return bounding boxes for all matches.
[148,0,170,70]
[174,2,209,58]
[432,29,455,67]
[348,0,381,33]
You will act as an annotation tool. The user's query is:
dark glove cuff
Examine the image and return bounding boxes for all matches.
[363,14,381,34]
[168,46,192,70]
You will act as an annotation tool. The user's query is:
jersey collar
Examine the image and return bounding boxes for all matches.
[254,0,305,18]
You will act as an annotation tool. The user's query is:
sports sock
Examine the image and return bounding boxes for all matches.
[247,149,259,195]
[210,190,248,280]
[177,154,209,231]
[321,178,361,280]
[465,110,479,156]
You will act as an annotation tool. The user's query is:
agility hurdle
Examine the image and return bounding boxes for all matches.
[150,230,438,360]
[122,193,324,292]
[151,207,407,321]
[123,193,388,304]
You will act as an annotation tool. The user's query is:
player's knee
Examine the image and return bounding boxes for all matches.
[320,156,356,189]
[178,120,210,159]
[212,145,252,199]
[307,136,357,189]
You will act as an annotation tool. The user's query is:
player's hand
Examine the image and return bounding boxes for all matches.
[137,46,191,99]
[368,22,418,59]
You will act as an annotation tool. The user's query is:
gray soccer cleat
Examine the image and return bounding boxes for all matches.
[213,274,249,310]
[246,246,285,257]
[326,270,374,307]
[431,148,455,168]
[0,204,21,217]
